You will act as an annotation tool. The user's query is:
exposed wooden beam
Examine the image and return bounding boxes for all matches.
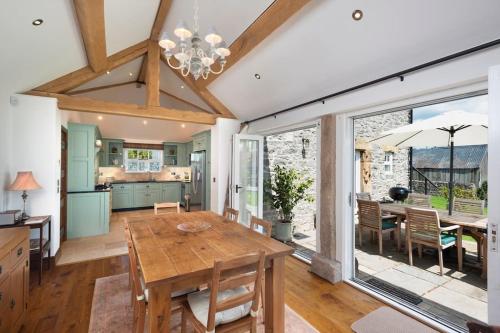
[34,40,148,93]
[198,0,311,88]
[67,81,135,95]
[73,0,107,73]
[26,91,217,125]
[159,89,211,114]
[137,55,148,83]
[160,54,236,119]
[150,0,173,41]
[146,41,160,107]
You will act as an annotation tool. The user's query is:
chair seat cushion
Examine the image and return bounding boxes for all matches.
[187,286,252,327]
[382,219,397,230]
[440,233,457,245]
[140,276,196,302]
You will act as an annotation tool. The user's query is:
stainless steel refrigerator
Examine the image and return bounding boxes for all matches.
[190,151,207,210]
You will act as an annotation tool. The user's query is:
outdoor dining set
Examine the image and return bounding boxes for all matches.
[356,192,488,278]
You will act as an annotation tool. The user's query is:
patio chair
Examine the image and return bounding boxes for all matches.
[223,207,239,222]
[357,199,400,255]
[356,192,372,201]
[405,207,462,276]
[453,197,486,262]
[406,193,431,207]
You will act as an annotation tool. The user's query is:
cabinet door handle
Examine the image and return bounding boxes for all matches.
[17,247,23,256]
[0,292,2,301]
[0,265,2,274]
[10,299,15,309]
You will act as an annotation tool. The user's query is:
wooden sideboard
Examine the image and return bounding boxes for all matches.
[0,227,30,333]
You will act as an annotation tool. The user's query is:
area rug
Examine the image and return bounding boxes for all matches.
[89,273,319,333]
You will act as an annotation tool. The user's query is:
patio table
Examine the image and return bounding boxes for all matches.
[380,203,488,276]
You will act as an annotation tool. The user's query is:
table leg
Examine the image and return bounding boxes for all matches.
[457,227,463,272]
[265,256,285,333]
[48,219,51,270]
[39,225,43,285]
[148,283,171,333]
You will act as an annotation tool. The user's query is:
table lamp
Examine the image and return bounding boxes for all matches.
[8,171,42,221]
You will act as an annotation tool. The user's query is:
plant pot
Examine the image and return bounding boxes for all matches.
[275,220,292,242]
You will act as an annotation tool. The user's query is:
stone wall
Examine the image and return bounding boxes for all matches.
[354,111,411,200]
[263,127,317,235]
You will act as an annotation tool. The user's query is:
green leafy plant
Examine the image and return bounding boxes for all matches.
[439,185,476,200]
[267,165,314,223]
[477,181,488,201]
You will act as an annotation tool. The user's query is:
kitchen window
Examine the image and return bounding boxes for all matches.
[124,148,163,173]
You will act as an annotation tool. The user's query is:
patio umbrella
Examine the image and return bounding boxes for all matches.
[370,110,488,215]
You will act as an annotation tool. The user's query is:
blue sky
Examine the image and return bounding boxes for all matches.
[413,94,488,121]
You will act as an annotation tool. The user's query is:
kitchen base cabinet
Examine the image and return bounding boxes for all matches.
[111,182,185,210]
[161,183,181,203]
[111,184,133,209]
[67,191,110,238]
[0,228,30,333]
[133,183,161,208]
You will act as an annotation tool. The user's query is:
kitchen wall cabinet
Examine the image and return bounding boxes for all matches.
[161,183,181,203]
[111,184,133,209]
[68,123,99,191]
[67,191,110,238]
[164,142,191,166]
[192,132,209,152]
[185,141,193,166]
[101,139,124,167]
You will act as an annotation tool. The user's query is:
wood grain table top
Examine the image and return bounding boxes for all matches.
[127,211,294,287]
[380,203,488,230]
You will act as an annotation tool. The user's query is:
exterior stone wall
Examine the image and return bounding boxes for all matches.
[263,126,317,235]
[354,111,411,200]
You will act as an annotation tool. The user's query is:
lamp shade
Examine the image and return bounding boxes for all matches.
[8,171,42,191]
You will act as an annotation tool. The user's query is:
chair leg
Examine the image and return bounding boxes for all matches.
[438,248,444,276]
[181,307,187,333]
[136,303,146,333]
[359,226,363,247]
[418,244,423,259]
[378,231,383,255]
[408,240,413,266]
[372,231,376,242]
[396,218,401,252]
[251,317,257,333]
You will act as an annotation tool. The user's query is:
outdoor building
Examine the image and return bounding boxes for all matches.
[412,144,488,191]
[354,110,412,200]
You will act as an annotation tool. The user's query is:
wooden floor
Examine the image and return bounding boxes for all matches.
[20,254,382,333]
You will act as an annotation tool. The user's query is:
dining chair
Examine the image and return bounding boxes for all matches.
[356,192,372,201]
[181,251,265,333]
[406,193,431,207]
[453,197,486,262]
[126,230,195,333]
[357,199,400,255]
[223,207,239,223]
[250,216,272,237]
[154,201,181,215]
[405,207,462,276]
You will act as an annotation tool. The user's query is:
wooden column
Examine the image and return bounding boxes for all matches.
[146,41,160,107]
[310,114,342,283]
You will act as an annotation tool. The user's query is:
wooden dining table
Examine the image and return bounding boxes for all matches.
[126,211,294,333]
[380,203,488,276]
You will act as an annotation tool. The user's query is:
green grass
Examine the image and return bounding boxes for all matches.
[431,195,484,243]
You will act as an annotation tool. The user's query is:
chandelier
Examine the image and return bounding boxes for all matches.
[158,0,231,80]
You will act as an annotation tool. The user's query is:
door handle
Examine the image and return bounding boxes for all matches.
[235,185,243,194]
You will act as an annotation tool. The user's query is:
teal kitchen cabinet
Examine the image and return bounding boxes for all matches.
[67,191,110,238]
[192,131,210,152]
[68,123,99,192]
[161,182,181,202]
[111,183,133,209]
[185,141,193,165]
[133,183,161,207]
[100,139,124,167]
[177,143,187,167]
[164,143,178,166]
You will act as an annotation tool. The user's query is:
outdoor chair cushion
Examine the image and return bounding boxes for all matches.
[187,286,252,327]
[381,218,397,230]
[440,233,457,245]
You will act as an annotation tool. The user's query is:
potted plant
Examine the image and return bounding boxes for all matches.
[268,165,314,241]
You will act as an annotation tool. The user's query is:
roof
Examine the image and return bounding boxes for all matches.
[412,145,487,169]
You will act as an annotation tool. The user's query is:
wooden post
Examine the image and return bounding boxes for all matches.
[146,41,160,107]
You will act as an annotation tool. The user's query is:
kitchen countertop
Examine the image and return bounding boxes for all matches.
[111,180,191,184]
[68,189,111,194]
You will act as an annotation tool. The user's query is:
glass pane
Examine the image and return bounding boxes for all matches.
[238,139,259,226]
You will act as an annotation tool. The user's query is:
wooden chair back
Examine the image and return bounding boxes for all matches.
[154,202,180,215]
[223,207,239,222]
[356,192,372,201]
[205,251,265,332]
[407,193,431,207]
[357,199,382,229]
[406,207,441,245]
[126,228,146,305]
[250,216,272,237]
[453,198,485,215]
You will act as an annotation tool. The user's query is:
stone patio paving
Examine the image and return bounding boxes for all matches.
[355,226,487,328]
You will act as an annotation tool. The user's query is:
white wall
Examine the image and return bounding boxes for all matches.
[488,65,500,325]
[210,118,241,214]
[0,94,13,211]
[9,94,61,256]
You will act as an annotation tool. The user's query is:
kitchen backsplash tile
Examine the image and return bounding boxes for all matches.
[98,166,191,183]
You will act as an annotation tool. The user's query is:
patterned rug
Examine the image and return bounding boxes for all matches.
[89,273,319,333]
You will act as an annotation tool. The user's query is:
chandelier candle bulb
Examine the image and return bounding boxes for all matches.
[174,20,192,40]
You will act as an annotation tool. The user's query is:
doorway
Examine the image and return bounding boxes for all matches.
[60,127,68,243]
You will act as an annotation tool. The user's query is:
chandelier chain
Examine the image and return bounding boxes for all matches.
[193,0,199,33]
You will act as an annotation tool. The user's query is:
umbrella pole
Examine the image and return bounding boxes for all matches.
[448,129,455,216]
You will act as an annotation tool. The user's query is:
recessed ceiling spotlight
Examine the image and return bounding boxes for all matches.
[254,73,261,80]
[181,123,186,128]
[128,72,133,76]
[180,85,185,89]
[98,116,103,120]
[32,19,44,26]
[106,70,110,75]
[143,120,148,125]
[352,9,363,21]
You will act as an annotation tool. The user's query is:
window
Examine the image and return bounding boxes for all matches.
[384,152,393,175]
[124,148,163,173]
